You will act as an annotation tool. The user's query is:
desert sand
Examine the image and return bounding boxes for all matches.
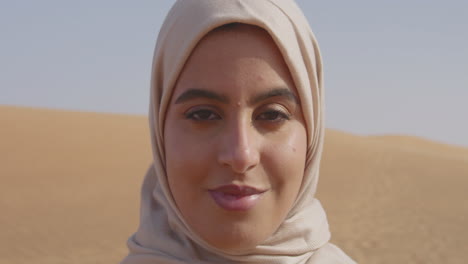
[1,105,467,264]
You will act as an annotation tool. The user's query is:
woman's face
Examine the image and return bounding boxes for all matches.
[164,25,307,252]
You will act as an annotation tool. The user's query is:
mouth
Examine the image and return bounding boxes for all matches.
[208,184,267,211]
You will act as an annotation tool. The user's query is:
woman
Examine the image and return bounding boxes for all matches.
[121,0,356,263]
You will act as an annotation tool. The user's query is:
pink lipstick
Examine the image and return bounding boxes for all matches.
[209,185,266,211]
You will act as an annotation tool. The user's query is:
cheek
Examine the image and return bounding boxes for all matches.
[164,115,213,200]
[263,122,307,199]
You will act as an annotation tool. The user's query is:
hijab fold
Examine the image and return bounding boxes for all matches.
[121,0,356,263]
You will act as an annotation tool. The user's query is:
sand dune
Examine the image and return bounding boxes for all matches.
[1,105,467,264]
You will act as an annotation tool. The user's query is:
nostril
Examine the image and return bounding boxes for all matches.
[217,120,260,173]
[218,146,260,174]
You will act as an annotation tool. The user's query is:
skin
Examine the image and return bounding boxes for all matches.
[164,24,308,252]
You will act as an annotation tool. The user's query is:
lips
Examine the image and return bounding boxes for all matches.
[208,184,266,211]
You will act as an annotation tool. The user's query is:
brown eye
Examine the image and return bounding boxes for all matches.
[256,110,290,122]
[185,109,221,121]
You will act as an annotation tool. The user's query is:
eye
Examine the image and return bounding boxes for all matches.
[256,109,290,122]
[185,109,221,121]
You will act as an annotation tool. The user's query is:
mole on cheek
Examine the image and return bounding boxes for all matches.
[256,75,265,82]
[287,142,297,153]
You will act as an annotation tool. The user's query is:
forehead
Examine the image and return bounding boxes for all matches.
[171,24,297,101]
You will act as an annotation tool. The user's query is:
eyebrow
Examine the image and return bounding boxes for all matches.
[174,88,229,104]
[249,88,299,105]
[174,87,299,105]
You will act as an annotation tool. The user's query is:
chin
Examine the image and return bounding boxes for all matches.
[198,214,272,253]
[185,194,288,253]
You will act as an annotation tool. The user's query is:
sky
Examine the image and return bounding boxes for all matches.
[1,0,467,147]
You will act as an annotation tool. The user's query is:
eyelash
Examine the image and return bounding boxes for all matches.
[255,110,291,121]
[184,109,291,122]
[185,109,221,121]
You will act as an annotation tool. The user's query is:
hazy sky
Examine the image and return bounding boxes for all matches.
[1,1,467,146]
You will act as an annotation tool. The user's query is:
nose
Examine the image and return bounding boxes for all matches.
[217,118,260,174]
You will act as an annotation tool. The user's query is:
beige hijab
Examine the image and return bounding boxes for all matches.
[121,0,355,263]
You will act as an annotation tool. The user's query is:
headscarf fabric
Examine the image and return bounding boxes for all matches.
[121,0,356,263]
